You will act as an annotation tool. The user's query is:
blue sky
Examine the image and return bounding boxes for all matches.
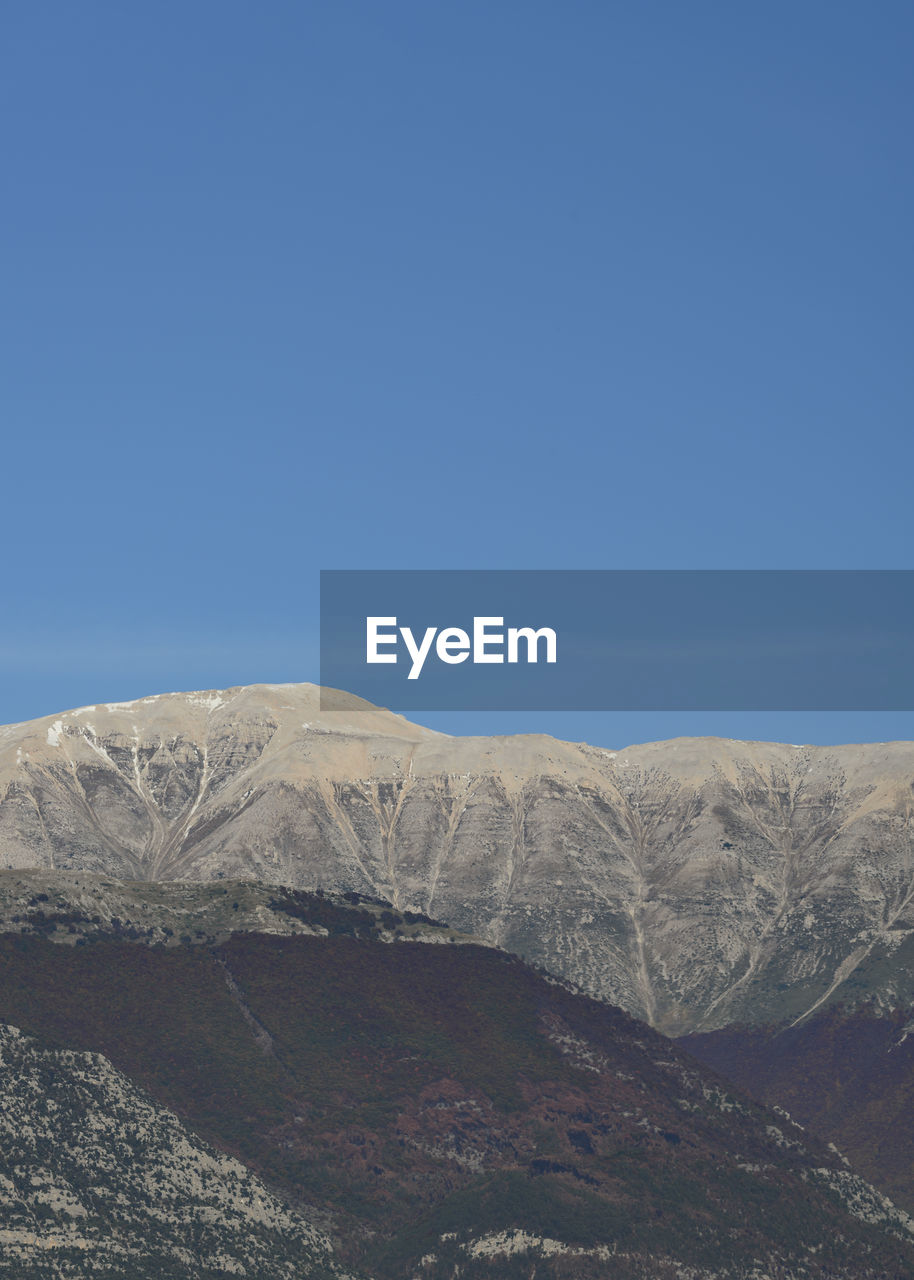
[2,2,912,746]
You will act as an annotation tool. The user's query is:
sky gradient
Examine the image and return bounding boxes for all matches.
[3,2,912,746]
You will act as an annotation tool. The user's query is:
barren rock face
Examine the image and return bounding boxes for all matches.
[2,682,914,1034]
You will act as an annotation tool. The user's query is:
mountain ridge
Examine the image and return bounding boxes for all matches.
[2,682,914,1036]
[4,900,914,1279]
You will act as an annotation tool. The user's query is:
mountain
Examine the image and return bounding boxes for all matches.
[6,683,914,1269]
[0,1019,347,1278]
[3,683,913,1035]
[2,883,914,1279]
[680,1004,914,1220]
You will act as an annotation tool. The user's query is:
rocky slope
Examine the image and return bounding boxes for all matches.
[681,1004,914,1218]
[0,866,478,949]
[0,1022,347,1278]
[3,902,914,1279]
[3,683,913,1034]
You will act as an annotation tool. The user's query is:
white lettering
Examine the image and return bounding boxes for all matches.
[473,616,504,663]
[366,617,398,664]
[508,626,557,664]
[364,617,555,676]
[401,626,438,680]
[436,627,471,664]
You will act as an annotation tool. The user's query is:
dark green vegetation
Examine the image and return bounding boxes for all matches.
[0,870,464,950]
[1,891,913,1278]
[682,1001,914,1216]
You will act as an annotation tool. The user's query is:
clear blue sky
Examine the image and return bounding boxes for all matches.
[3,2,912,746]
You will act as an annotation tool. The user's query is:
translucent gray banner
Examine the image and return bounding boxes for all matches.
[320,570,914,711]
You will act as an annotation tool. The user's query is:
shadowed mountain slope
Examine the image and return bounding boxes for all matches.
[682,1003,914,1217]
[1,890,914,1278]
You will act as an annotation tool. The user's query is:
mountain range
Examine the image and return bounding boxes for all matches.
[3,682,914,1272]
[3,682,913,1035]
[2,879,914,1278]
